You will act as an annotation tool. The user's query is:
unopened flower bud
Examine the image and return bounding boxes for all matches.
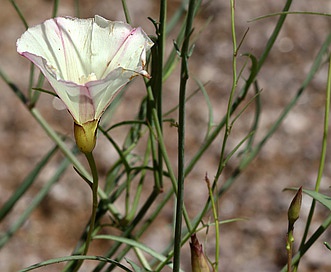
[74,120,99,153]
[190,234,211,272]
[288,186,302,231]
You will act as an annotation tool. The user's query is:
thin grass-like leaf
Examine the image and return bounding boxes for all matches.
[133,247,152,271]
[94,235,171,268]
[324,242,331,251]
[19,255,132,272]
[238,30,331,171]
[9,0,28,29]
[105,120,146,132]
[0,153,71,248]
[125,143,151,222]
[0,68,28,105]
[125,258,146,272]
[166,0,186,34]
[99,126,132,173]
[0,145,58,221]
[32,87,57,97]
[30,72,45,107]
[222,130,255,171]
[295,46,331,269]
[193,77,214,140]
[249,11,331,23]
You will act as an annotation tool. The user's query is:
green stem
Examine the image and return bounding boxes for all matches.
[145,84,192,230]
[74,0,80,17]
[286,231,294,272]
[52,0,60,17]
[206,176,220,271]
[121,0,132,24]
[173,0,196,271]
[9,0,28,29]
[30,108,91,180]
[65,152,99,272]
[214,0,237,182]
[295,48,331,271]
[84,152,99,254]
[281,213,331,272]
[157,0,166,189]
[99,188,161,271]
[185,0,293,178]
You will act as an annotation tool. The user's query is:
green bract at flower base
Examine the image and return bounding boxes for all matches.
[17,15,153,153]
[74,120,99,154]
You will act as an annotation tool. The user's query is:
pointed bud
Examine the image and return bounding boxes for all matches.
[288,186,302,231]
[190,234,211,272]
[74,120,99,153]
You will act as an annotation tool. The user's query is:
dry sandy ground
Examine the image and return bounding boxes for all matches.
[1,0,331,271]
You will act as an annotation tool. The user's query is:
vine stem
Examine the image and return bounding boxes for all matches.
[68,152,99,272]
[83,152,99,254]
[294,44,331,272]
[215,0,237,182]
[173,0,196,271]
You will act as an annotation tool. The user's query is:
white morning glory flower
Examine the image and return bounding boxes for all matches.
[17,15,153,153]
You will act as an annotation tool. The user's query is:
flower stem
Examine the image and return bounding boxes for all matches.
[66,152,99,272]
[286,230,294,272]
[83,152,99,254]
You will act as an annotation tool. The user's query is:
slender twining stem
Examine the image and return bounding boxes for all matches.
[185,0,294,179]
[121,0,132,24]
[68,152,99,272]
[156,0,166,189]
[148,0,167,191]
[145,84,192,228]
[173,0,196,271]
[9,0,28,29]
[295,49,331,272]
[83,152,99,253]
[52,0,60,18]
[74,0,80,17]
[215,0,237,182]
[206,175,220,271]
[149,0,167,191]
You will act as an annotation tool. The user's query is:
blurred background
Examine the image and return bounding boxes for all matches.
[1,0,331,271]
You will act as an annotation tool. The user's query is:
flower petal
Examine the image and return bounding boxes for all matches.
[86,68,137,121]
[103,26,154,76]
[17,15,153,125]
[90,16,134,79]
[17,17,95,83]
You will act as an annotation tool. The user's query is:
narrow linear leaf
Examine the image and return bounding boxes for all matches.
[0,153,70,248]
[126,256,149,272]
[94,235,168,263]
[19,255,132,272]
[0,145,58,221]
[324,241,331,251]
[32,87,57,97]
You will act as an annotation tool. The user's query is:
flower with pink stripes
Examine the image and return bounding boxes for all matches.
[17,15,153,153]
